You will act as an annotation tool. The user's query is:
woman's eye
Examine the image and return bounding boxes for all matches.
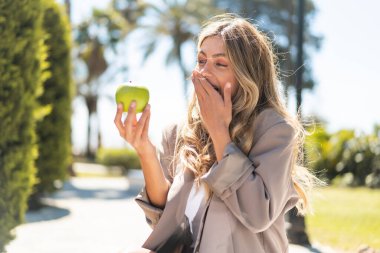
[197,59,206,64]
[216,63,227,67]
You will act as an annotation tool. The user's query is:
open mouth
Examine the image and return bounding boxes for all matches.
[210,83,222,96]
[196,75,223,96]
[203,78,220,93]
[210,84,219,91]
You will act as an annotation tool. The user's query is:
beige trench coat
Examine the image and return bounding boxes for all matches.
[135,108,299,253]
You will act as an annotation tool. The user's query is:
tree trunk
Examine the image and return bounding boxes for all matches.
[97,102,102,150]
[85,95,98,159]
[177,44,188,101]
[284,84,289,107]
[173,28,189,103]
[64,0,71,20]
[86,111,93,159]
[286,0,310,246]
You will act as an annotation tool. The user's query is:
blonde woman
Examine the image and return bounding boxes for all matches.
[114,13,315,253]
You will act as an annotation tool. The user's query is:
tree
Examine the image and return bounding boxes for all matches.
[30,0,74,209]
[64,0,71,19]
[74,7,130,157]
[125,0,220,98]
[0,0,46,250]
[213,0,322,105]
[74,0,216,155]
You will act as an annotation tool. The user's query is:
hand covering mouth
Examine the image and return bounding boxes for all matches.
[201,77,220,93]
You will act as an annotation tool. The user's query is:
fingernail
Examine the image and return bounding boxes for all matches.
[130,101,136,108]
[118,104,122,109]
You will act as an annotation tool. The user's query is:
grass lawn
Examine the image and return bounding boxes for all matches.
[306,186,380,251]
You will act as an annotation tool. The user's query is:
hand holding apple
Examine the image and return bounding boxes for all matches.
[114,85,171,209]
[115,84,150,113]
[114,84,155,156]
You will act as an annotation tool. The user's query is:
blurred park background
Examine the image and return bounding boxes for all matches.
[1,0,379,252]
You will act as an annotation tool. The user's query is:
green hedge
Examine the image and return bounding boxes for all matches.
[0,0,45,250]
[96,148,141,172]
[305,125,380,188]
[33,0,73,198]
[305,126,355,181]
[338,133,380,187]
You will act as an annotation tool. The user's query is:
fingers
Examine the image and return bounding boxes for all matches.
[192,72,206,101]
[135,104,150,138]
[114,103,125,136]
[196,74,215,96]
[224,82,232,110]
[194,71,210,94]
[193,70,221,98]
[124,101,137,139]
[141,107,151,139]
[114,100,153,152]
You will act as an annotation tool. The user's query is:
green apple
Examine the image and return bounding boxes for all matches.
[115,84,150,113]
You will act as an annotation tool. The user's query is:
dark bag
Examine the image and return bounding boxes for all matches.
[156,216,193,253]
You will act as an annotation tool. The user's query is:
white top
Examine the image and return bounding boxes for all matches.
[185,181,208,241]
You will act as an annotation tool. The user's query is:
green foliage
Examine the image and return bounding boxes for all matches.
[33,0,73,197]
[338,134,380,187]
[305,126,355,181]
[305,124,380,188]
[110,0,220,98]
[96,148,141,172]
[0,0,45,250]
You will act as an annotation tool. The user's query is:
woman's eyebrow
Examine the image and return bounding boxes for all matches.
[198,50,227,58]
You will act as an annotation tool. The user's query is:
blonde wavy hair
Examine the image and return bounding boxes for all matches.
[172,13,317,214]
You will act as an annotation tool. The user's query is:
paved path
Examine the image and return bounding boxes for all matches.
[6,172,332,253]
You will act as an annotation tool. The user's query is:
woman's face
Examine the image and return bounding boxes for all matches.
[194,36,238,98]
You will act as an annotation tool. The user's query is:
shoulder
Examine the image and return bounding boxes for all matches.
[162,120,185,147]
[253,108,295,142]
[162,122,178,140]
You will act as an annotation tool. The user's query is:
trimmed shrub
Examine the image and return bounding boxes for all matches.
[33,0,73,199]
[305,125,355,181]
[305,125,332,178]
[338,134,380,187]
[0,0,45,250]
[96,148,141,172]
[306,124,380,188]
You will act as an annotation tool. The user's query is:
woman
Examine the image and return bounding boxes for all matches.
[114,13,316,253]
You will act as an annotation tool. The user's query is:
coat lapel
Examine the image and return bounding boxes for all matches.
[143,167,194,251]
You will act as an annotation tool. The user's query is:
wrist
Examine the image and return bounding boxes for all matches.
[210,125,230,142]
[210,128,231,161]
[136,142,156,159]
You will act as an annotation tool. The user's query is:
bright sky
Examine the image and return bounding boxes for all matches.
[61,0,380,154]
[300,0,380,134]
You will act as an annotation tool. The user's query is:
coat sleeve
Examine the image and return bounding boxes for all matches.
[201,120,298,233]
[134,123,178,229]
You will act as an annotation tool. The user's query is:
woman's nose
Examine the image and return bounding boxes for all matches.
[199,65,212,78]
